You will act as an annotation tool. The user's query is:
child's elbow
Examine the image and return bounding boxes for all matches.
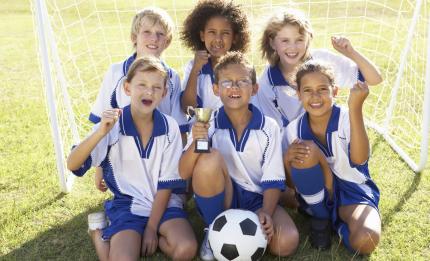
[368,73,383,86]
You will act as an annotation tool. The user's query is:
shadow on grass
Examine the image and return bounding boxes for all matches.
[382,171,422,228]
[3,204,99,260]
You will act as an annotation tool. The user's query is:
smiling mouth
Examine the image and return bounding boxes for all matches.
[146,44,158,50]
[309,102,322,108]
[228,94,241,99]
[285,52,299,59]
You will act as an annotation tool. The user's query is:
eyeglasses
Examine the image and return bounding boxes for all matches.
[218,79,252,89]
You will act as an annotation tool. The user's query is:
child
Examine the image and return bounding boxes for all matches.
[284,61,381,253]
[68,56,197,260]
[90,7,188,192]
[253,9,382,139]
[180,0,250,112]
[179,52,299,260]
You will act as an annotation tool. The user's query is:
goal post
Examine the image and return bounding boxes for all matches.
[33,0,430,192]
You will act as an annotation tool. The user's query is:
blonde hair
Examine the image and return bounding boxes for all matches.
[260,9,313,66]
[126,56,168,87]
[130,7,175,49]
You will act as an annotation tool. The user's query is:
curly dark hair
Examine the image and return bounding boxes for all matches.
[295,60,335,90]
[181,0,250,52]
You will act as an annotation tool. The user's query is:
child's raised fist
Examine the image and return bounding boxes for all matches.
[348,81,369,109]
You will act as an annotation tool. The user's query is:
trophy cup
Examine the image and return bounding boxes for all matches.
[187,106,213,153]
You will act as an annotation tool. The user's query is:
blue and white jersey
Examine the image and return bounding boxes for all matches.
[286,105,371,184]
[181,59,222,110]
[89,53,189,133]
[185,105,286,194]
[252,49,365,149]
[73,105,186,217]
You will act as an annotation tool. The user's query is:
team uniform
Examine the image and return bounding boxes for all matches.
[90,53,189,133]
[252,49,365,150]
[286,104,380,248]
[181,59,222,110]
[72,105,187,240]
[186,105,286,225]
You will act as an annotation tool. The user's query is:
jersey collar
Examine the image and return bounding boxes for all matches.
[215,104,265,130]
[268,64,289,86]
[119,105,168,137]
[200,58,215,84]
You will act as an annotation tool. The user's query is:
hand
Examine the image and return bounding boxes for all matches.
[331,36,355,57]
[285,139,311,164]
[192,50,210,72]
[142,225,158,256]
[94,168,107,192]
[191,121,209,141]
[258,211,274,243]
[348,81,369,110]
[98,108,122,135]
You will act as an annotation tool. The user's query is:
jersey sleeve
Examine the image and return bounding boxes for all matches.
[71,124,113,177]
[180,59,203,108]
[169,71,190,133]
[260,120,286,192]
[157,118,187,193]
[89,65,116,123]
[312,49,361,88]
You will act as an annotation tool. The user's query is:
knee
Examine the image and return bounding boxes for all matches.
[108,252,138,261]
[349,227,381,254]
[290,141,321,169]
[269,225,299,257]
[172,239,198,261]
[193,149,224,179]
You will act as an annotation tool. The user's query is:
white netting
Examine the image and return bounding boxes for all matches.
[33,0,429,191]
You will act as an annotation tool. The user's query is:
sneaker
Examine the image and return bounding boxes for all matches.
[200,228,215,261]
[310,217,331,250]
[88,212,107,231]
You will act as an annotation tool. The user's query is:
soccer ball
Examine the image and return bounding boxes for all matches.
[208,209,268,261]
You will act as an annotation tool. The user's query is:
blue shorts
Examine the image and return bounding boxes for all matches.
[230,181,264,212]
[101,200,187,241]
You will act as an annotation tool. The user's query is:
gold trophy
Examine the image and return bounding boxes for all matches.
[187,106,213,153]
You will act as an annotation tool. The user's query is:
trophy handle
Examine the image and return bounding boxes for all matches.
[187,106,195,117]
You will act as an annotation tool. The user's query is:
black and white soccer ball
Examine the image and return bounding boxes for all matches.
[208,209,268,261]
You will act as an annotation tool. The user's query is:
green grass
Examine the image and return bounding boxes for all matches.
[1,0,430,260]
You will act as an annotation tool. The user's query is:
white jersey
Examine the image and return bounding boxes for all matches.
[286,105,370,184]
[185,105,286,194]
[252,48,364,150]
[73,106,186,217]
[181,59,222,110]
[90,54,189,133]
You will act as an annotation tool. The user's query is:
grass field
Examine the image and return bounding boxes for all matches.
[1,0,430,260]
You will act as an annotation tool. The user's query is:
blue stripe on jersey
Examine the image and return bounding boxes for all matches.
[101,153,123,196]
[123,53,137,75]
[268,64,289,86]
[157,179,187,191]
[200,59,214,85]
[89,113,101,124]
[298,105,341,157]
[71,154,92,177]
[260,180,286,192]
[358,70,365,82]
[216,105,265,152]
[179,123,190,133]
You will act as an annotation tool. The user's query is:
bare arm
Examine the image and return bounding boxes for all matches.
[348,82,370,165]
[67,109,121,171]
[332,36,383,85]
[181,51,210,112]
[178,121,209,179]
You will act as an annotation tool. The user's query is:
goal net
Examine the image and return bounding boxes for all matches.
[33,0,430,192]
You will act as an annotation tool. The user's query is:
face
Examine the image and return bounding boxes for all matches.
[213,64,258,110]
[297,72,337,119]
[132,17,169,57]
[200,16,236,58]
[270,24,309,67]
[124,70,167,115]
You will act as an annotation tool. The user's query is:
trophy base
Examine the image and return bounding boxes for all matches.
[195,139,210,153]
